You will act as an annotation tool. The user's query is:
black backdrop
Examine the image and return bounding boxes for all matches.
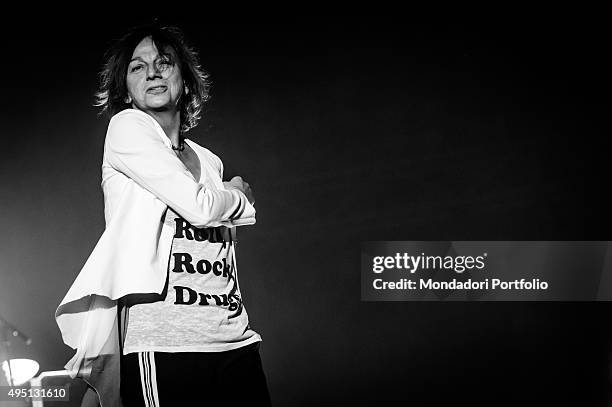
[0,11,609,407]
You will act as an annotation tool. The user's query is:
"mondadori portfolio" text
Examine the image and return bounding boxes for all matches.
[373,278,549,290]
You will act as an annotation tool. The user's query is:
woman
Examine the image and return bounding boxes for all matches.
[55,23,271,406]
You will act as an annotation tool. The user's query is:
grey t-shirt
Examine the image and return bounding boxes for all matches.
[123,207,261,354]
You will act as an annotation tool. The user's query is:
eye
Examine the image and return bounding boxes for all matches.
[130,64,144,73]
[157,58,173,71]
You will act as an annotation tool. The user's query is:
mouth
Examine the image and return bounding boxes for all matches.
[147,85,168,94]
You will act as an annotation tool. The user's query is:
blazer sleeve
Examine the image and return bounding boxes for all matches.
[104,111,255,228]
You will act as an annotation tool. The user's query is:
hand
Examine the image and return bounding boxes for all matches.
[224,176,255,205]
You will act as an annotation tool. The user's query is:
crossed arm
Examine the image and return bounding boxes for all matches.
[104,110,256,228]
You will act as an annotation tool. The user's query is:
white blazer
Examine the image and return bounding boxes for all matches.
[55,109,255,406]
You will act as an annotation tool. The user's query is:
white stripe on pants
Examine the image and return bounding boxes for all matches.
[138,352,161,407]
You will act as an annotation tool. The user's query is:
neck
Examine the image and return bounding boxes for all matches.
[139,108,182,146]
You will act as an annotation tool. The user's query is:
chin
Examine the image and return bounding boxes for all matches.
[145,100,174,111]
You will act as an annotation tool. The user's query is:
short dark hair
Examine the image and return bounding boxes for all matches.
[94,23,211,134]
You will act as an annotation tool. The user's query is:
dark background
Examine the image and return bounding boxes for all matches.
[0,11,609,407]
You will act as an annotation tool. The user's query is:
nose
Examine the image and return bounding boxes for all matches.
[146,63,162,80]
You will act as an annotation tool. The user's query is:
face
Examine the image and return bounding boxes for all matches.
[126,36,184,114]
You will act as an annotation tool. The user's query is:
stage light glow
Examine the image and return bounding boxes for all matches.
[2,358,40,386]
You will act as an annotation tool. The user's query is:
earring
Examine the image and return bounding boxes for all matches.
[125,95,132,104]
[184,85,189,96]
